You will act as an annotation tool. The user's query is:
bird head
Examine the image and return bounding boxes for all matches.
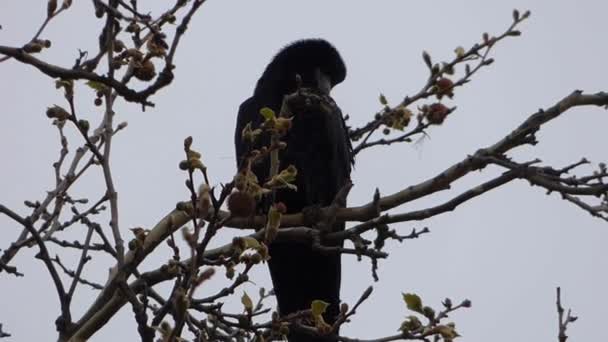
[255,38,346,97]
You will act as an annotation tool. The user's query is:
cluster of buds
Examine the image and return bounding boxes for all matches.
[264,165,298,191]
[400,292,470,342]
[111,39,161,81]
[378,94,408,134]
[259,107,293,136]
[420,103,452,125]
[191,267,215,291]
[234,104,297,206]
[181,225,197,248]
[22,39,51,54]
[112,48,140,71]
[433,77,454,99]
[128,227,148,251]
[179,136,206,173]
[310,300,332,335]
[147,32,169,58]
[229,164,295,219]
[133,59,156,81]
[159,259,183,277]
[383,105,413,134]
[241,122,263,145]
[233,167,268,202]
[231,236,270,266]
[264,202,286,244]
[126,21,141,34]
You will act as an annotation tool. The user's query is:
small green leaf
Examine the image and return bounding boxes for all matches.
[264,205,282,243]
[264,165,298,191]
[55,79,73,90]
[241,291,253,313]
[241,122,263,144]
[259,107,275,121]
[422,306,435,320]
[46,105,70,121]
[402,293,424,314]
[399,315,422,332]
[85,80,107,92]
[436,324,459,339]
[379,93,388,105]
[311,300,329,317]
[78,119,90,132]
[186,149,201,160]
[240,236,261,250]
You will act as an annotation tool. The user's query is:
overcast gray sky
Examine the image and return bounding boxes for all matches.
[1,1,607,341]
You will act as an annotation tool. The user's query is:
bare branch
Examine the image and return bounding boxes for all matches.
[556,287,578,342]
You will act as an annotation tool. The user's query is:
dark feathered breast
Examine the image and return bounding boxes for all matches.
[234,39,352,341]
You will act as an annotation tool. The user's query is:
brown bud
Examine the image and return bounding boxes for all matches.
[113,40,126,53]
[133,59,156,81]
[194,268,215,286]
[126,21,139,33]
[435,78,454,99]
[94,5,104,18]
[23,43,43,53]
[46,105,70,121]
[78,119,90,132]
[422,50,432,69]
[426,103,450,125]
[125,48,143,60]
[250,253,262,264]
[227,191,256,217]
[225,265,235,279]
[184,136,193,150]
[117,122,128,131]
[178,160,190,171]
[513,9,520,21]
[47,0,57,17]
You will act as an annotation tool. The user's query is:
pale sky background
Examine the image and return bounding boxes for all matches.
[1,1,607,341]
